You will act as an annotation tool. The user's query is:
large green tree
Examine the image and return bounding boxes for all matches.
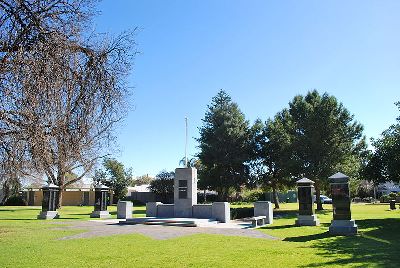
[363,102,400,184]
[149,170,174,203]
[197,90,252,201]
[288,90,366,210]
[95,158,133,202]
[253,111,294,209]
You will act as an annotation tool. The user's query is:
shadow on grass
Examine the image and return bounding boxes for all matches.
[299,218,400,267]
[0,208,41,212]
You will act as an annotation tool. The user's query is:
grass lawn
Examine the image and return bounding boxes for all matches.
[0,203,399,267]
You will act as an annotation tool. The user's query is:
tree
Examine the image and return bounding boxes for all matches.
[149,170,174,202]
[95,158,132,202]
[132,174,154,186]
[0,1,136,206]
[252,112,294,209]
[287,90,366,210]
[197,90,252,201]
[363,102,400,184]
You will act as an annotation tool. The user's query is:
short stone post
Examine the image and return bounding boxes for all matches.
[37,184,60,219]
[254,201,273,224]
[117,201,133,219]
[212,202,230,223]
[328,172,358,235]
[90,185,110,218]
[389,200,396,210]
[295,178,320,226]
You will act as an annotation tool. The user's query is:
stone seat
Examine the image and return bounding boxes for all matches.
[250,216,267,227]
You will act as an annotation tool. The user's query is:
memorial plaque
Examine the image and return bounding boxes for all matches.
[331,183,351,220]
[178,180,188,199]
[295,178,319,226]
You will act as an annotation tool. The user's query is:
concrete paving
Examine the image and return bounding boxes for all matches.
[53,219,278,241]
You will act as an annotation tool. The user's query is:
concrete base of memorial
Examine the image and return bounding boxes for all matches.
[90,210,110,219]
[37,210,59,220]
[146,201,231,223]
[295,214,320,226]
[329,219,358,235]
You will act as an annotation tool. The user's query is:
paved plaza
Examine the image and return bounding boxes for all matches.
[53,219,278,241]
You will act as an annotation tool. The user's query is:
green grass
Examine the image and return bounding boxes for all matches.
[0,204,399,267]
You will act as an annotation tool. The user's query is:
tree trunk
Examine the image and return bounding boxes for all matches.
[203,189,207,203]
[315,183,323,210]
[57,188,63,209]
[272,186,280,209]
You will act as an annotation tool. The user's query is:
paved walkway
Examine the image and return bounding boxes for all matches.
[53,220,278,241]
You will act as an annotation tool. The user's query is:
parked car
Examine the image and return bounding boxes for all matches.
[314,195,332,204]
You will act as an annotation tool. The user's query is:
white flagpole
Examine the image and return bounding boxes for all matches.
[185,117,188,167]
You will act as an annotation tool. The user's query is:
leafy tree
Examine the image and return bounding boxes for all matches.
[288,90,366,210]
[132,174,154,186]
[149,170,174,202]
[95,158,133,202]
[197,90,252,201]
[363,102,400,183]
[253,111,294,209]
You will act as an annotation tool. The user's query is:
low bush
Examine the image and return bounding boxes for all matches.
[230,207,253,219]
[2,195,27,206]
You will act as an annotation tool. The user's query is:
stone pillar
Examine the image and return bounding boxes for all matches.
[212,202,230,223]
[117,201,133,219]
[254,201,273,224]
[328,172,358,235]
[37,184,60,219]
[146,202,161,217]
[390,200,396,210]
[174,167,197,218]
[295,178,320,226]
[90,185,110,218]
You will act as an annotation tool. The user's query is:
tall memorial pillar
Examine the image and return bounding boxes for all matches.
[328,172,358,235]
[90,185,110,218]
[37,184,60,219]
[174,167,197,218]
[295,178,320,226]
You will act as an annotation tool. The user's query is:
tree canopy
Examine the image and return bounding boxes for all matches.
[287,90,367,209]
[0,0,135,205]
[95,158,132,202]
[197,90,252,201]
[363,102,400,184]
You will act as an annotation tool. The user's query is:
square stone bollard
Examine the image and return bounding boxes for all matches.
[254,201,273,224]
[117,201,133,219]
[146,202,162,217]
[212,202,230,223]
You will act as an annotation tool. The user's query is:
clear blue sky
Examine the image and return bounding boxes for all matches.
[93,0,400,177]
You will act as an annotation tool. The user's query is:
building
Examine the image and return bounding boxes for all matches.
[377,181,400,196]
[24,184,113,206]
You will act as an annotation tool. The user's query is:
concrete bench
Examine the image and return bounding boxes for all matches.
[251,216,267,227]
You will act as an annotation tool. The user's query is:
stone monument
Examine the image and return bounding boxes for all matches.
[90,185,110,218]
[295,178,320,226]
[254,201,274,224]
[37,184,60,219]
[117,201,133,219]
[328,172,358,235]
[174,167,197,217]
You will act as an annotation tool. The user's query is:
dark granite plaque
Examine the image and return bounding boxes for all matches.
[41,185,59,211]
[94,187,108,211]
[331,183,351,220]
[298,186,315,215]
[178,180,188,199]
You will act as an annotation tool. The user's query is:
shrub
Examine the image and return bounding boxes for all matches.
[230,207,253,219]
[241,189,265,203]
[3,195,27,206]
